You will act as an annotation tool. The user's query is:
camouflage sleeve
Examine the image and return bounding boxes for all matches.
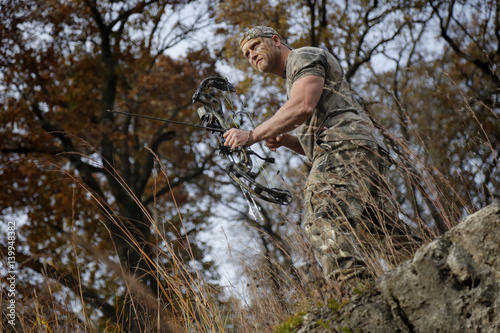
[286,48,327,84]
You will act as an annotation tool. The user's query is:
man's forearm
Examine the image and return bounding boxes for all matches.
[250,75,324,145]
[251,98,312,143]
[281,134,305,155]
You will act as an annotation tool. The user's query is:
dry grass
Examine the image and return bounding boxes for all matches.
[1,99,497,333]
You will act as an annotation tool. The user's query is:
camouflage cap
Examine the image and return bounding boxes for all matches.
[239,26,292,50]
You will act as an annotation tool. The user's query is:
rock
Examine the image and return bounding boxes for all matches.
[296,204,500,333]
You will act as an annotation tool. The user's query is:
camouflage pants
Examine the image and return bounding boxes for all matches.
[304,139,398,281]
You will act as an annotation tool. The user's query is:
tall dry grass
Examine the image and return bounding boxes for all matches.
[1,97,497,332]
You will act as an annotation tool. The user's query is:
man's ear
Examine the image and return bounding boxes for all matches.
[272,34,281,46]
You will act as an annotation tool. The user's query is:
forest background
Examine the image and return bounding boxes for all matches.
[0,0,498,332]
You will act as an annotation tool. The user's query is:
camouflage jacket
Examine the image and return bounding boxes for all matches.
[283,47,386,161]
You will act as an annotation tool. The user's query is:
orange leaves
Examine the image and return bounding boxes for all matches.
[0,0,228,326]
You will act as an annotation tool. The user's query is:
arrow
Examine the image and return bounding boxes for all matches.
[107,110,226,133]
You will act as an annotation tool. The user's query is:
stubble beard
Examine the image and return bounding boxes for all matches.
[255,58,269,73]
[253,41,278,74]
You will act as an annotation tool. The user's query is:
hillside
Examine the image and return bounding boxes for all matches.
[285,204,500,333]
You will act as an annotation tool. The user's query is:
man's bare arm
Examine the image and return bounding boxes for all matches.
[266,133,305,155]
[252,75,324,141]
[223,75,324,149]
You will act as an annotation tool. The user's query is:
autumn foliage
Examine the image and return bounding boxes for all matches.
[1,0,499,332]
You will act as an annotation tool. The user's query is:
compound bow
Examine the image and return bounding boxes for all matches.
[191,74,292,206]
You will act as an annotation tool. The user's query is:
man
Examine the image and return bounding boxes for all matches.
[223,26,397,283]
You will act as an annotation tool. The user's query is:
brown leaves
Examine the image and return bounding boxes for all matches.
[1,2,224,326]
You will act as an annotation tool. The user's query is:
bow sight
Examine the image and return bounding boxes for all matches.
[192,75,292,205]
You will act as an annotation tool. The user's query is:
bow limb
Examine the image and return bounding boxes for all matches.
[226,161,292,205]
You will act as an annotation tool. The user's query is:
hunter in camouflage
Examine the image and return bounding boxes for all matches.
[285,46,397,280]
[224,26,402,283]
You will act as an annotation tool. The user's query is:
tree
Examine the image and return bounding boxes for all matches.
[213,0,433,288]
[1,0,224,330]
[216,0,499,229]
[207,1,499,329]
[360,0,499,231]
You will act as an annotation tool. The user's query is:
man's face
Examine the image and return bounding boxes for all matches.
[241,37,279,73]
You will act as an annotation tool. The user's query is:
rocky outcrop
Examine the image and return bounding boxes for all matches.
[298,204,500,333]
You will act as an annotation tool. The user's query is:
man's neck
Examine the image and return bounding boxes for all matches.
[270,46,291,77]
